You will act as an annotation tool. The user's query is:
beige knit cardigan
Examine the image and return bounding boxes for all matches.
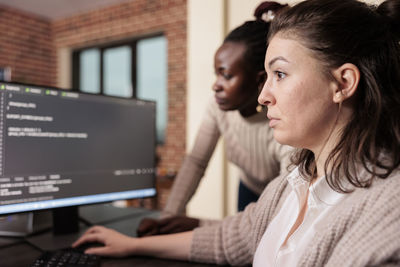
[190,168,400,266]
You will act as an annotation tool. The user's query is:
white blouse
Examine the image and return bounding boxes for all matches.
[253,167,349,266]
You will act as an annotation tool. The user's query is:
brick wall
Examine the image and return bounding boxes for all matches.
[52,0,187,178]
[0,6,56,86]
[0,0,187,209]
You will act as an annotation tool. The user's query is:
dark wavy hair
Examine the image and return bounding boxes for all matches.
[269,0,400,192]
[224,1,288,73]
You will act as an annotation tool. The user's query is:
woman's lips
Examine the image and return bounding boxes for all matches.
[215,96,225,105]
[269,118,279,128]
[267,115,280,128]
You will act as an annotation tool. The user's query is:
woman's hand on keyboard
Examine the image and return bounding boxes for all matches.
[72,224,194,260]
[72,225,136,257]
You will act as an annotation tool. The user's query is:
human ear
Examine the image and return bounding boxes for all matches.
[331,63,360,103]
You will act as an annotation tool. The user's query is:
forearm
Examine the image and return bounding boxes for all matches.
[135,231,193,261]
[163,133,220,216]
[163,102,220,216]
[162,156,206,216]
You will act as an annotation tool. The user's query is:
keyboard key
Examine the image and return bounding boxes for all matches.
[30,248,100,267]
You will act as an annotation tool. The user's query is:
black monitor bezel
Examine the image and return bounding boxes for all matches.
[0,81,158,218]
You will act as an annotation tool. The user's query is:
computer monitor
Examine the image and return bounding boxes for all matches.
[0,82,156,234]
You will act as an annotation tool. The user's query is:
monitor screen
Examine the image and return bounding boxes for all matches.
[0,82,156,217]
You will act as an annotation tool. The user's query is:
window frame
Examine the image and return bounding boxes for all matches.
[71,33,167,144]
[71,32,165,97]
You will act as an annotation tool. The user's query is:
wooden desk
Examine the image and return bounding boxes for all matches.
[0,204,223,267]
[0,242,217,266]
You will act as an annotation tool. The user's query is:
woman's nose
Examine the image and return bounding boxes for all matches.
[212,79,223,92]
[258,82,274,106]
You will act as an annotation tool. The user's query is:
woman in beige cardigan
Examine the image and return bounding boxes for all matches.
[73,0,400,265]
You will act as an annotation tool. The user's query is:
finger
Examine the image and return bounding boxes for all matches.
[72,233,102,248]
[159,221,178,234]
[148,227,160,236]
[137,222,160,237]
[137,219,158,232]
[158,217,173,226]
[138,226,160,237]
[137,223,154,233]
[82,225,104,236]
[85,246,111,256]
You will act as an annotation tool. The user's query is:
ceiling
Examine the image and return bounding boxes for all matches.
[0,0,133,20]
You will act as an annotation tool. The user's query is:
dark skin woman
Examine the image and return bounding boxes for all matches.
[136,2,290,237]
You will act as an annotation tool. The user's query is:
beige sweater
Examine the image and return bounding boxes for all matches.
[190,167,400,266]
[162,98,291,218]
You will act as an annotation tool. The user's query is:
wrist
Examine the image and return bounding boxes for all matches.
[126,236,142,256]
[132,235,161,257]
[131,232,193,260]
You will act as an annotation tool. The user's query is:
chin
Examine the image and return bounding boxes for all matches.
[273,131,294,146]
[217,104,233,111]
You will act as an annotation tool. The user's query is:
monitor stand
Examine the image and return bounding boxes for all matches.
[52,206,80,235]
[26,207,88,251]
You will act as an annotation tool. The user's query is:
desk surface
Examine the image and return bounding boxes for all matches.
[0,204,222,267]
[0,242,218,267]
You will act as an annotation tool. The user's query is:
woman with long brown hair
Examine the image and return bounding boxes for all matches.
[74,1,400,265]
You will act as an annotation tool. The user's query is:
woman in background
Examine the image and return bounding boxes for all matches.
[137,1,290,236]
[74,0,400,265]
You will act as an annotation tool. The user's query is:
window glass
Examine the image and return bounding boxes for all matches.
[104,46,132,98]
[74,36,168,144]
[137,36,168,143]
[80,49,100,94]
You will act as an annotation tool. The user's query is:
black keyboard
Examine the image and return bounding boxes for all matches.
[31,248,100,267]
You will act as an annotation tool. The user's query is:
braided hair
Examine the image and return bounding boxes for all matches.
[224,1,288,73]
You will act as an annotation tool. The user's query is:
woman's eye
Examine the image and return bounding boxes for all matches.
[214,71,232,80]
[223,73,233,80]
[275,71,286,80]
